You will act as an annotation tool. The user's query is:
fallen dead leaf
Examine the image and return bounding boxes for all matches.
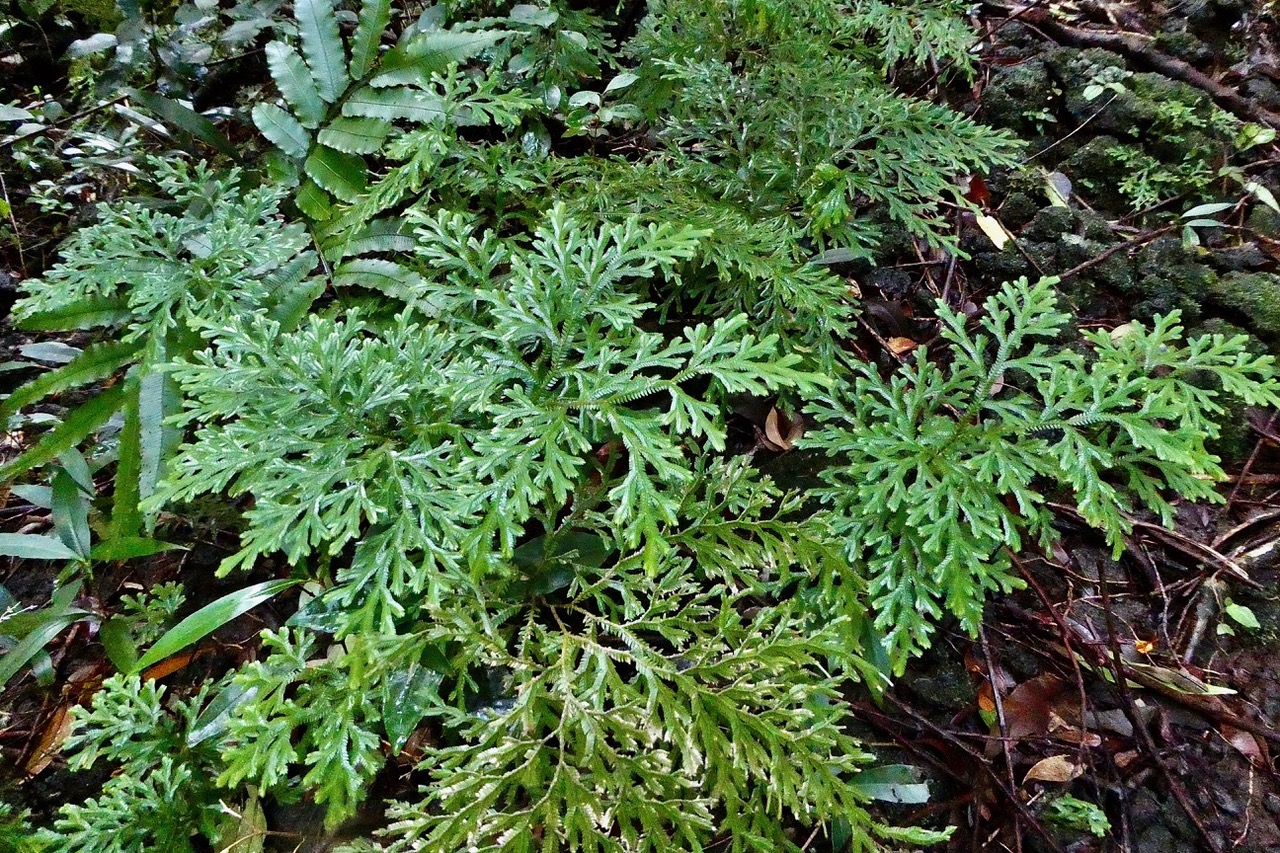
[978,682,996,714]
[1047,711,1102,747]
[886,337,917,356]
[1023,754,1083,784]
[760,408,805,452]
[974,212,1014,250]
[142,649,198,681]
[1003,674,1070,741]
[25,703,74,777]
[1222,724,1265,766]
[1114,750,1140,768]
[1044,171,1073,207]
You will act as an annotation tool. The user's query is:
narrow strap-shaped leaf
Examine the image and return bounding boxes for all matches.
[0,533,79,561]
[99,617,138,672]
[342,85,447,124]
[266,42,327,128]
[90,536,181,562]
[304,145,369,202]
[296,0,348,103]
[0,383,129,483]
[317,116,391,154]
[187,681,259,746]
[16,296,131,331]
[0,613,82,688]
[138,369,181,532]
[349,0,391,80]
[371,29,506,87]
[132,579,298,674]
[0,339,140,422]
[333,258,425,303]
[252,102,311,160]
[124,89,241,160]
[51,469,91,559]
[111,373,144,540]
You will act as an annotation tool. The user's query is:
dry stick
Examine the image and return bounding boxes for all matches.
[1023,92,1119,163]
[1009,554,1094,766]
[1097,576,1227,853]
[978,626,1024,853]
[0,94,128,152]
[0,172,25,276]
[877,693,1068,853]
[1046,501,1258,587]
[1227,412,1278,512]
[1055,224,1179,282]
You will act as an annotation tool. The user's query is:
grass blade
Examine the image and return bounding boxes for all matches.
[0,383,129,483]
[0,339,139,422]
[132,579,298,673]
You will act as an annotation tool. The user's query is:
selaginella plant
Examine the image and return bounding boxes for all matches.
[804,276,1280,669]
[16,1,1270,852]
[2,160,320,547]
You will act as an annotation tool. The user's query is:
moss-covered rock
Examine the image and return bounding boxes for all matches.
[1131,236,1213,322]
[1207,271,1280,342]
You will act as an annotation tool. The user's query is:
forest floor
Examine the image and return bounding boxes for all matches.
[851,2,1280,851]
[7,1,1280,852]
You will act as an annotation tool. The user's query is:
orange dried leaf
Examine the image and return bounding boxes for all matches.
[886,337,917,356]
[142,649,197,681]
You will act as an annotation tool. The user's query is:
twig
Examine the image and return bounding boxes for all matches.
[1023,92,1119,163]
[1054,224,1179,282]
[0,172,25,276]
[1226,413,1276,513]
[0,94,128,151]
[874,694,1068,853]
[1046,502,1258,587]
[1098,576,1226,853]
[978,626,1023,853]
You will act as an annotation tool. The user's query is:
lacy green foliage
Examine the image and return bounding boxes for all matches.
[217,629,385,823]
[41,676,224,853]
[847,0,979,73]
[805,277,1280,669]
[2,162,318,540]
[15,0,1080,850]
[155,206,824,630]
[624,0,1018,253]
[249,0,1017,375]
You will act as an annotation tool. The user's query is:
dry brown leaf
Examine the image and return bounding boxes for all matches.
[978,682,996,714]
[886,337,917,356]
[25,703,74,777]
[763,408,789,451]
[1023,754,1082,784]
[1222,724,1265,765]
[1114,749,1140,768]
[760,408,805,452]
[1003,674,1070,741]
[142,649,197,681]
